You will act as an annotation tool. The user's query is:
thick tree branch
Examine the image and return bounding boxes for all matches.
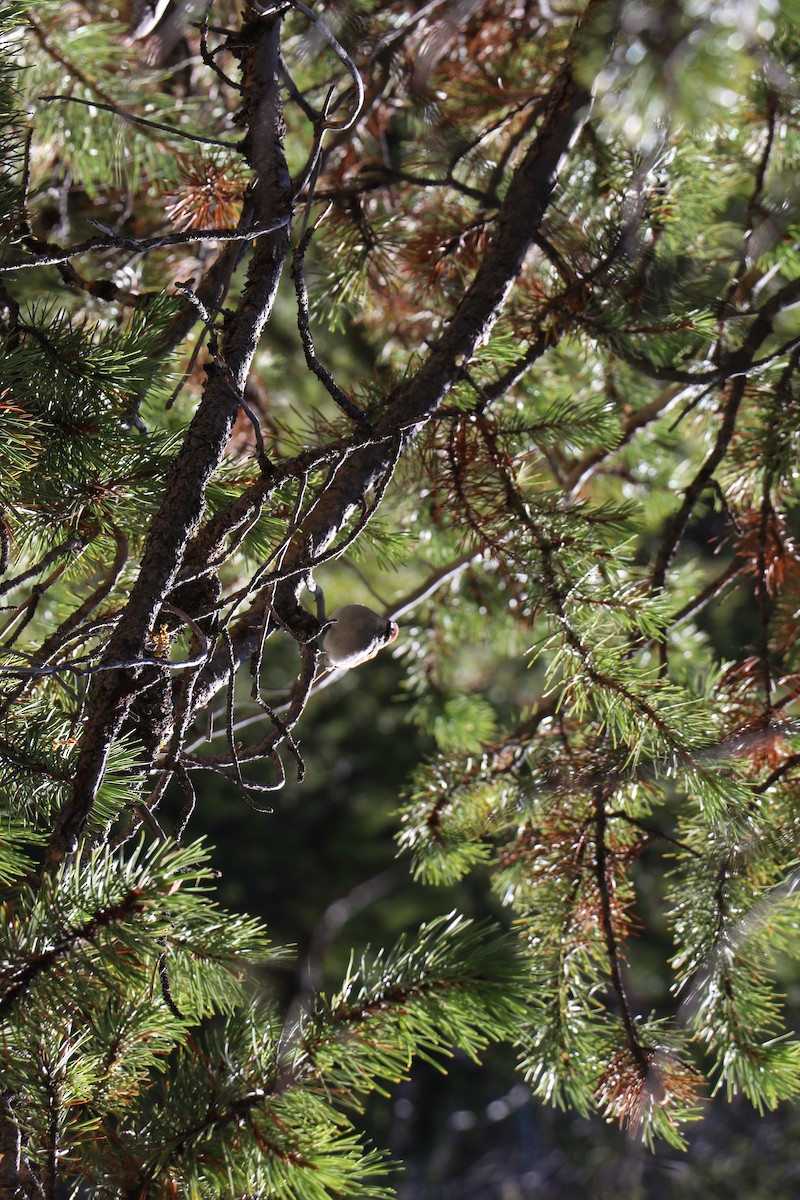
[43,6,292,871]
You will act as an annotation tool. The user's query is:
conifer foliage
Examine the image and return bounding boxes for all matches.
[2,0,800,1192]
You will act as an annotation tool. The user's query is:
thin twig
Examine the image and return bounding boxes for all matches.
[0,535,86,597]
[291,212,371,425]
[3,216,291,272]
[40,94,240,149]
[284,0,364,131]
[158,949,187,1021]
[200,0,240,90]
[594,785,649,1068]
[173,763,198,839]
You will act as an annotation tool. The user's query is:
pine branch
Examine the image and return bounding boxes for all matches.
[0,888,145,1020]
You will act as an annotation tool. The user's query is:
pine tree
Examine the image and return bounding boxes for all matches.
[3,0,800,1194]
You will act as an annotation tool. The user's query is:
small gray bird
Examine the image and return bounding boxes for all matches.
[323,605,399,669]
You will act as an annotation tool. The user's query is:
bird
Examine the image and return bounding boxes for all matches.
[322,604,399,670]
